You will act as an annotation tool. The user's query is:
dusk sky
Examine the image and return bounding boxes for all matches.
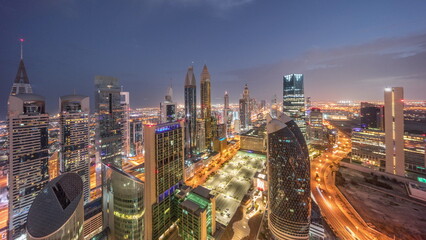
[1,0,426,117]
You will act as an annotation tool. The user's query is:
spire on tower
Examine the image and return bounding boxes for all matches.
[10,38,33,95]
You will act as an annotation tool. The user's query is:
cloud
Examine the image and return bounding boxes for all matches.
[226,33,426,101]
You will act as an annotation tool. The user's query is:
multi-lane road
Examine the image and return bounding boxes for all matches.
[311,130,391,240]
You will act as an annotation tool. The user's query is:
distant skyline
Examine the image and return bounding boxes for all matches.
[1,0,426,118]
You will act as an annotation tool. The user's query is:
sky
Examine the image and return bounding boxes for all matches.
[1,0,426,118]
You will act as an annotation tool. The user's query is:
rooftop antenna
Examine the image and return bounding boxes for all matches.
[19,38,24,60]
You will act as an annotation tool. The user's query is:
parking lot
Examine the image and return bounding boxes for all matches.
[203,151,266,225]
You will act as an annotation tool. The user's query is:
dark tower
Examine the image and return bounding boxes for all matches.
[184,66,197,156]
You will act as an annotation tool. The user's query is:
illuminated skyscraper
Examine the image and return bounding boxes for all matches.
[94,76,123,169]
[121,91,131,157]
[223,91,232,126]
[283,74,306,134]
[8,94,49,239]
[200,64,213,150]
[144,121,185,240]
[26,173,84,240]
[239,84,251,130]
[10,39,33,96]
[184,66,197,156]
[160,86,177,123]
[59,95,90,203]
[385,87,405,176]
[266,111,310,240]
[102,164,145,240]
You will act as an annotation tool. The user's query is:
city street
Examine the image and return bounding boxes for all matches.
[311,129,391,240]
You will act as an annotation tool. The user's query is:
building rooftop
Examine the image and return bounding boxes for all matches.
[181,199,204,216]
[192,186,212,199]
[26,173,83,238]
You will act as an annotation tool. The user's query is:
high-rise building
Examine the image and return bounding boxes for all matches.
[196,119,206,153]
[94,76,123,169]
[175,186,216,240]
[10,39,33,96]
[160,86,177,123]
[8,94,50,239]
[223,91,232,127]
[26,173,84,240]
[266,111,311,240]
[307,108,327,145]
[144,121,185,240]
[102,164,145,240]
[120,91,131,157]
[239,84,251,130]
[59,95,90,203]
[129,117,143,157]
[184,66,197,157]
[283,74,306,134]
[351,128,386,169]
[360,102,384,130]
[384,87,405,176]
[200,65,213,150]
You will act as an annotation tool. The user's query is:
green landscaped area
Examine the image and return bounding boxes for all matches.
[203,151,266,225]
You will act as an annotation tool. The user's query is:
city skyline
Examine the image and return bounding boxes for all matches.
[2,1,426,117]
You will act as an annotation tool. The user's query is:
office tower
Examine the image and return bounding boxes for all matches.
[184,66,197,156]
[8,94,49,239]
[102,164,144,240]
[283,74,306,134]
[10,39,33,96]
[176,186,216,240]
[26,173,84,240]
[224,91,229,109]
[404,134,426,181]
[144,121,185,240]
[129,117,143,157]
[266,111,310,240]
[196,119,206,153]
[384,87,405,176]
[160,86,177,123]
[223,91,232,126]
[360,102,384,130]
[351,128,386,169]
[307,108,326,145]
[59,95,90,203]
[121,91,130,157]
[239,84,251,130]
[200,65,213,150]
[94,76,123,169]
[83,198,104,240]
[48,152,59,180]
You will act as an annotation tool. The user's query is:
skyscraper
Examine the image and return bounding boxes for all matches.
[283,74,306,134]
[144,121,185,240]
[184,66,197,156]
[200,65,212,150]
[307,108,326,145]
[120,91,131,157]
[385,87,405,176]
[102,164,145,240]
[239,84,251,130]
[10,39,32,96]
[8,94,49,239]
[266,111,311,240]
[94,76,123,169]
[360,102,384,130]
[160,86,177,123]
[59,95,90,203]
[223,91,232,126]
[26,173,84,240]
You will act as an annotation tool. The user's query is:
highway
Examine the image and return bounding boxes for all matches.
[311,129,391,240]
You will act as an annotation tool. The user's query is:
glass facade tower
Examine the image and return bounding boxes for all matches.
[283,74,306,135]
[266,111,311,240]
[94,76,123,169]
[184,66,197,157]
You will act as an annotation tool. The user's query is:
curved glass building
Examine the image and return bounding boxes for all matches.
[266,111,311,240]
[102,164,145,240]
[26,173,84,240]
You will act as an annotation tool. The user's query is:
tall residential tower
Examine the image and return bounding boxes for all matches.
[184,66,197,156]
[200,65,212,150]
[8,94,50,238]
[59,95,91,203]
[385,87,405,176]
